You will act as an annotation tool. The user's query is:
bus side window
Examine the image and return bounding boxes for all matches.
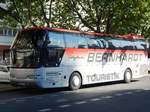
[64,33,88,49]
[77,36,88,48]
[107,37,121,50]
[64,33,78,48]
[102,38,109,49]
[96,39,103,49]
[87,38,99,49]
[120,39,135,50]
[48,32,65,48]
[134,39,146,50]
[96,38,108,49]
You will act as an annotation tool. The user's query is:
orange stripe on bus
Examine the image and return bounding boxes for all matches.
[65,48,147,56]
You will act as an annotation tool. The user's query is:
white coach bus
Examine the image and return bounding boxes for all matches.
[9,27,148,90]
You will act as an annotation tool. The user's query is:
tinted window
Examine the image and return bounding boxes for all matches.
[43,49,64,67]
[135,39,146,50]
[105,37,121,50]
[87,37,99,49]
[13,30,47,49]
[48,32,65,48]
[95,37,109,49]
[120,39,135,50]
[78,35,88,48]
[64,33,78,48]
[64,33,88,48]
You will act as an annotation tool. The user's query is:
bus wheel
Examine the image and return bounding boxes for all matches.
[69,72,82,90]
[124,69,132,83]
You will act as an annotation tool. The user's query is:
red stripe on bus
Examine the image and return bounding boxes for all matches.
[65,48,147,56]
[22,27,144,39]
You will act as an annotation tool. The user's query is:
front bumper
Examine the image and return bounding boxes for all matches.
[10,78,36,86]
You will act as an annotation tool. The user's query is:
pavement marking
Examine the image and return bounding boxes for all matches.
[74,101,87,104]
[0,102,7,105]
[34,97,43,100]
[135,90,143,93]
[56,99,68,103]
[19,96,35,100]
[124,92,133,95]
[38,108,51,112]
[51,94,59,97]
[115,93,124,96]
[90,98,102,102]
[15,99,26,102]
[101,96,113,99]
[59,104,71,108]
[4,96,33,102]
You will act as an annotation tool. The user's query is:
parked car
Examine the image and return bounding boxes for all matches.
[0,64,10,82]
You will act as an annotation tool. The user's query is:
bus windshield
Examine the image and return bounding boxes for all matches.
[13,30,48,49]
[11,30,64,68]
[11,30,47,68]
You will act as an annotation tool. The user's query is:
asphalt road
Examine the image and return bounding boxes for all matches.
[0,75,150,112]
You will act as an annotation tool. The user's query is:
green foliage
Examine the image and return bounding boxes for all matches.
[1,0,150,38]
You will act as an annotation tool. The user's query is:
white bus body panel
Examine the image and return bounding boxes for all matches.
[10,48,148,88]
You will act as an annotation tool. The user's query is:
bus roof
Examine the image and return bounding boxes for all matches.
[22,27,144,39]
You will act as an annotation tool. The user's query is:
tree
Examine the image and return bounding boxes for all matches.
[1,0,150,38]
[0,0,55,28]
[64,0,150,35]
[50,0,78,29]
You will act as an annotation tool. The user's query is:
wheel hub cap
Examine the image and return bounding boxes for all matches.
[72,76,80,87]
[126,71,131,80]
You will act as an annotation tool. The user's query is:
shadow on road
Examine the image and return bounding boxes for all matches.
[81,79,139,89]
[0,88,150,112]
[0,79,139,96]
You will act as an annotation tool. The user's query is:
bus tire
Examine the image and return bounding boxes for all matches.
[69,72,82,90]
[124,69,132,83]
